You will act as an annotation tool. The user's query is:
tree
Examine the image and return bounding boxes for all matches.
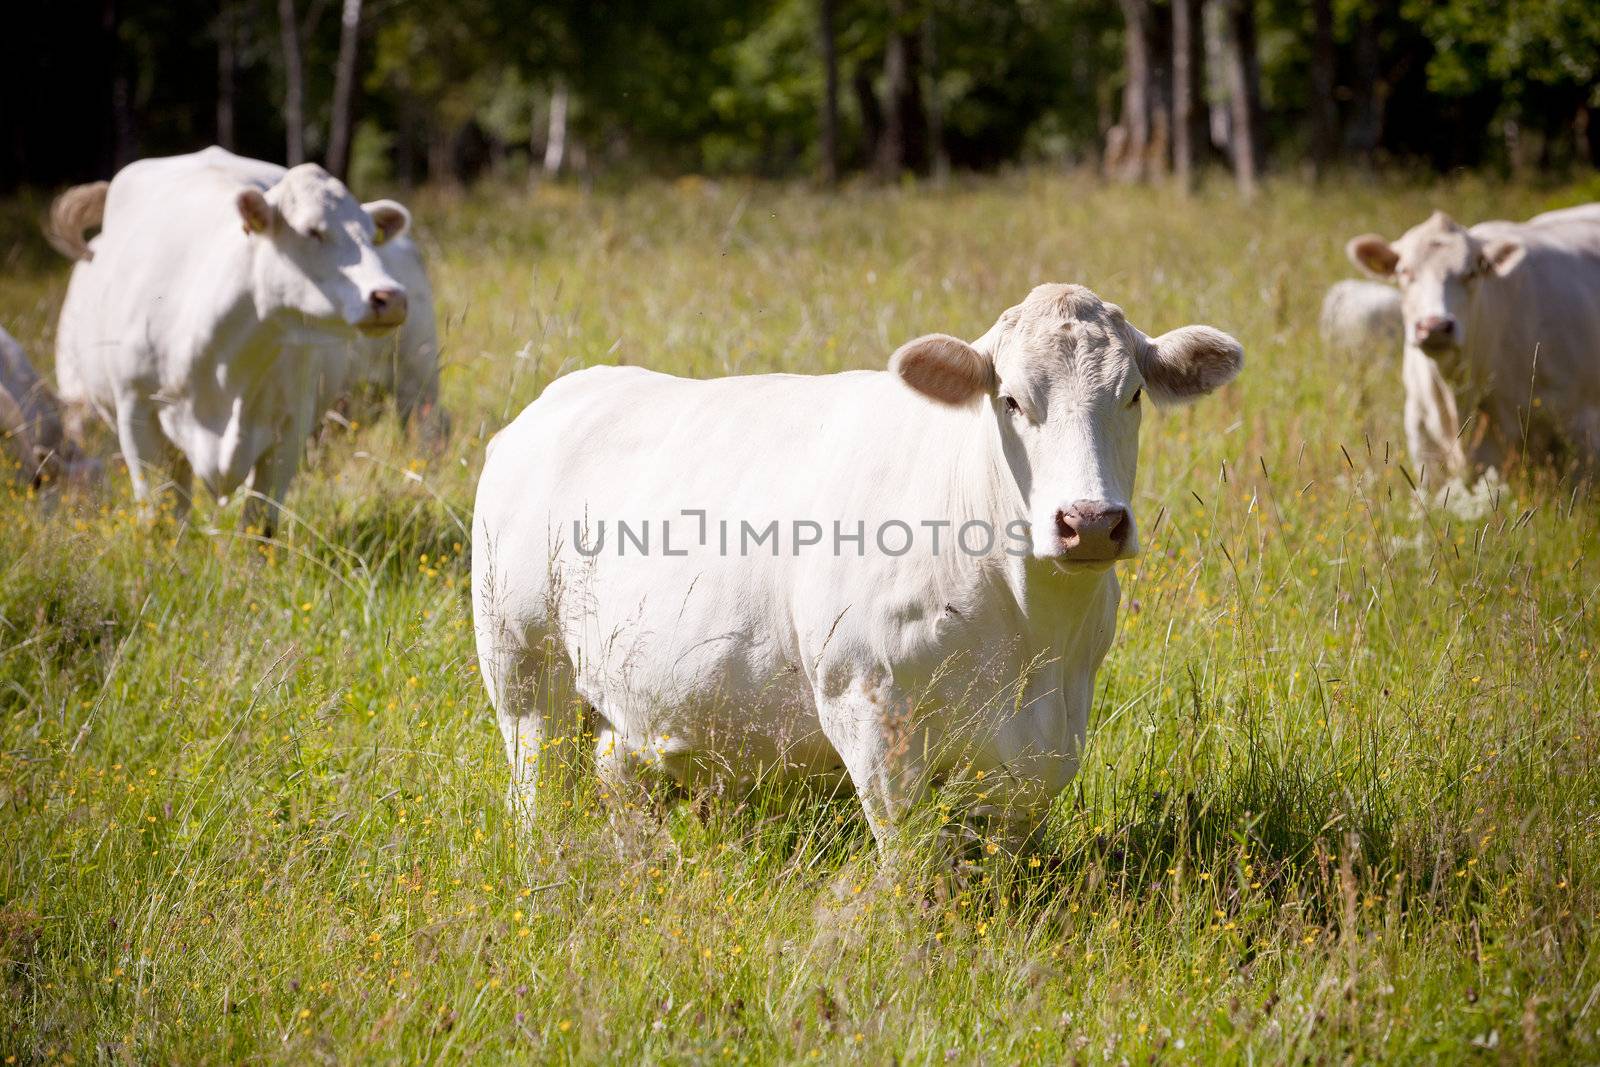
[278,0,305,165]
[1171,0,1204,191]
[816,0,840,184]
[544,80,568,177]
[1309,0,1338,173]
[326,0,363,181]
[877,0,928,179]
[923,10,948,181]
[216,2,237,149]
[1109,0,1170,182]
[1221,0,1261,196]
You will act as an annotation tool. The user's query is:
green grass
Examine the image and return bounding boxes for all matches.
[2,170,1598,1063]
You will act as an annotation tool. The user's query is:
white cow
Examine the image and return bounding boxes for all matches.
[51,146,413,533]
[1347,206,1600,480]
[0,326,76,487]
[1319,279,1402,357]
[472,284,1243,849]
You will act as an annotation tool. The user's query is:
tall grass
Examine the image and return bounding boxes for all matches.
[1,170,1597,1063]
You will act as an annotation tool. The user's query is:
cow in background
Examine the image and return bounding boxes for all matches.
[1347,206,1600,482]
[1319,279,1402,358]
[50,147,414,534]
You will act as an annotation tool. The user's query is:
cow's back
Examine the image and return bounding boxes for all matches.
[1462,214,1600,436]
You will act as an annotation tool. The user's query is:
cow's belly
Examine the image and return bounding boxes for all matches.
[548,550,833,780]
[540,548,1063,786]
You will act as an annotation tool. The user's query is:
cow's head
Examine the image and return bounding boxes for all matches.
[235,164,412,336]
[892,283,1243,565]
[1346,211,1524,356]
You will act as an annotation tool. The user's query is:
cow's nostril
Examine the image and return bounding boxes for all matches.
[368,288,405,316]
[1109,509,1131,545]
[1055,509,1078,546]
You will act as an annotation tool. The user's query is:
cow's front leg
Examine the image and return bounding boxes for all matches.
[1401,346,1466,486]
[115,393,191,522]
[816,678,928,851]
[241,429,304,537]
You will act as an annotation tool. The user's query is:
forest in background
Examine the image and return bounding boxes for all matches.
[4,0,1598,193]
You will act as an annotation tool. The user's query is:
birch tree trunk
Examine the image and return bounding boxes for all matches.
[1222,0,1262,197]
[278,0,306,166]
[544,81,569,177]
[1172,0,1204,192]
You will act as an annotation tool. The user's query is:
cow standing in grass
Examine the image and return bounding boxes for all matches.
[50,147,415,534]
[473,284,1243,850]
[1319,280,1402,358]
[1346,206,1600,482]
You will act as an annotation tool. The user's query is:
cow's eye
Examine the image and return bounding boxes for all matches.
[1003,396,1021,415]
[309,228,327,243]
[1129,387,1142,408]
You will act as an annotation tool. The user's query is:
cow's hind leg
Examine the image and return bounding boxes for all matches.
[480,629,583,831]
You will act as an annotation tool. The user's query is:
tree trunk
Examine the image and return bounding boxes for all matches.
[1111,0,1170,182]
[1111,0,1151,181]
[544,80,568,176]
[1222,0,1261,197]
[1346,10,1382,165]
[326,0,363,181]
[877,0,926,179]
[924,10,948,182]
[816,0,840,184]
[853,63,883,169]
[1171,0,1204,192]
[1309,0,1338,174]
[104,0,137,167]
[216,2,237,150]
[278,0,305,166]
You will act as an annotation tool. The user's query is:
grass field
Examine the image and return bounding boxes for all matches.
[2,170,1599,1063]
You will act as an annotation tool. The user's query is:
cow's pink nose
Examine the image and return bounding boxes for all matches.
[1415,315,1455,346]
[367,288,408,325]
[1055,502,1132,561]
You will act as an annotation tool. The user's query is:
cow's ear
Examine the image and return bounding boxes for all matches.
[237,189,274,235]
[364,200,411,245]
[1482,237,1526,277]
[1137,326,1243,406]
[891,333,994,405]
[1347,234,1398,279]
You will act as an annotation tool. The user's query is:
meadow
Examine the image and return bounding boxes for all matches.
[1,169,1598,1063]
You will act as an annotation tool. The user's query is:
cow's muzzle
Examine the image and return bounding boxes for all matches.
[358,288,408,334]
[1054,501,1134,563]
[1413,315,1457,351]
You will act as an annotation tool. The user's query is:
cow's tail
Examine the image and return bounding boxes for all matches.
[46,181,109,262]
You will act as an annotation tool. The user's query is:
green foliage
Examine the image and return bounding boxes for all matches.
[1410,0,1600,101]
[3,174,1599,1061]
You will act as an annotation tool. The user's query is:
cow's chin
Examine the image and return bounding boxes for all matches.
[357,320,402,338]
[1038,554,1122,576]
